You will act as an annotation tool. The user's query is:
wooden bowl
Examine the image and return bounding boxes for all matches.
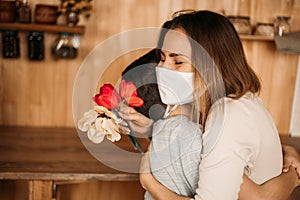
[0,1,16,22]
[34,4,58,24]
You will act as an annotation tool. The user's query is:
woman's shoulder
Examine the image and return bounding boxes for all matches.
[210,92,263,117]
[202,92,264,155]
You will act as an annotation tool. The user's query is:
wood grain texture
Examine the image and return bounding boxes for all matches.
[0,0,299,134]
[28,181,52,200]
[0,126,148,181]
[0,180,29,200]
[0,23,85,35]
[0,126,149,200]
[242,40,299,134]
[0,127,299,200]
[56,181,145,200]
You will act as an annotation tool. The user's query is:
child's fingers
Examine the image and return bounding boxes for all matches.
[119,104,137,114]
[119,125,130,135]
[117,118,128,127]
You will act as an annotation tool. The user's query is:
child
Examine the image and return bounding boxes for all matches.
[121,48,202,199]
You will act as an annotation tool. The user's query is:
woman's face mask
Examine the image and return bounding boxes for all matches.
[156,29,194,106]
[156,67,194,105]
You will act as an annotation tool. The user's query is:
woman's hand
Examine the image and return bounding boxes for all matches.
[118,104,154,137]
[282,144,300,182]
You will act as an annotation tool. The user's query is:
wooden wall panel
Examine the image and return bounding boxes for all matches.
[1,0,299,133]
[242,40,298,133]
[98,49,151,87]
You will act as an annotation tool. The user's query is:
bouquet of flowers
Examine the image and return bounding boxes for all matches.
[77,80,144,154]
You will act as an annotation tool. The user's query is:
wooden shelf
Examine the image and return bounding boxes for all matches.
[240,34,274,41]
[0,22,85,35]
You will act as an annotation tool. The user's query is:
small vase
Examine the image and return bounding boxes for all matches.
[66,11,79,26]
[51,32,78,59]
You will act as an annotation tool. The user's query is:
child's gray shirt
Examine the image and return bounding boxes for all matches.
[144,115,202,199]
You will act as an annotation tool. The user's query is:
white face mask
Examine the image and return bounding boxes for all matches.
[156,67,194,106]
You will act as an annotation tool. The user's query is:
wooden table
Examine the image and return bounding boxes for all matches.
[0,126,148,200]
[0,126,300,200]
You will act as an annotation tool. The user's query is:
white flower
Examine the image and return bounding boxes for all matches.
[87,125,106,143]
[77,105,121,144]
[100,117,121,142]
[94,106,119,121]
[77,109,97,132]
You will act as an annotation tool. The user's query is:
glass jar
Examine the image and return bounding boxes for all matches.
[28,31,44,60]
[2,30,20,58]
[51,32,80,59]
[18,0,31,23]
[227,16,252,35]
[66,11,79,26]
[274,16,291,36]
[254,23,274,36]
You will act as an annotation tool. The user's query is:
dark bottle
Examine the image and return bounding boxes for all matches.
[28,31,44,60]
[51,32,79,59]
[18,0,31,23]
[2,30,20,58]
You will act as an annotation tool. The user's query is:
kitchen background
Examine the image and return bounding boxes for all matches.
[0,0,300,199]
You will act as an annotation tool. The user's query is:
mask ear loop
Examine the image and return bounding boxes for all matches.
[163,104,179,118]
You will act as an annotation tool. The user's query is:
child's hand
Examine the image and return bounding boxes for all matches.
[118,104,153,138]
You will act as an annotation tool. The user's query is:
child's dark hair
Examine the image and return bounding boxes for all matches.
[122,49,165,121]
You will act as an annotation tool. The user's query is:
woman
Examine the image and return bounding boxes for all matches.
[119,10,300,199]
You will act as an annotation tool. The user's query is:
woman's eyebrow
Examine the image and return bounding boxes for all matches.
[169,53,189,59]
[160,50,189,60]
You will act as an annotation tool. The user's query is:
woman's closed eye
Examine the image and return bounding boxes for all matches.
[159,55,184,65]
[159,59,183,67]
[175,60,183,65]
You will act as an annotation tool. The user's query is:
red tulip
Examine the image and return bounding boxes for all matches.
[93,81,144,110]
[92,81,144,153]
[119,80,144,107]
[93,84,121,109]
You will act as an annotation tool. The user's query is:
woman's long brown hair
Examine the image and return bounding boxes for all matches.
[168,10,261,127]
